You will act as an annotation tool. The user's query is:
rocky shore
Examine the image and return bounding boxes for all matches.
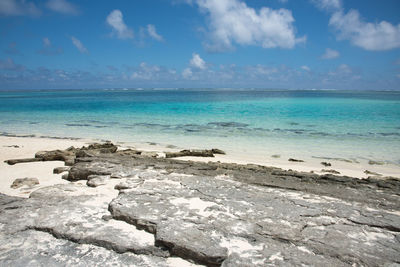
[1,143,399,266]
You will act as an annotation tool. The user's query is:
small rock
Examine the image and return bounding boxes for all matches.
[368,160,385,165]
[141,151,158,158]
[211,148,226,155]
[114,179,142,190]
[321,169,340,174]
[75,150,95,158]
[321,162,332,167]
[271,154,281,158]
[53,166,70,174]
[86,175,110,187]
[10,178,39,189]
[101,215,113,221]
[364,170,382,176]
[166,150,212,158]
[288,158,304,162]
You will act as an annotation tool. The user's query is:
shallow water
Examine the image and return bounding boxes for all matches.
[1,89,399,163]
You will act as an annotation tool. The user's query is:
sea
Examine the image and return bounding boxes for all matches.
[1,89,399,164]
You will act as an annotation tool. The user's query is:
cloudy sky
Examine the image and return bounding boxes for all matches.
[0,0,400,90]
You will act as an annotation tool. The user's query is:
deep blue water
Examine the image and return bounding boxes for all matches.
[1,89,399,163]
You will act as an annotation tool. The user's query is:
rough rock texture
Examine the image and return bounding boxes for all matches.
[165,149,225,158]
[86,175,110,187]
[4,142,118,166]
[1,144,400,266]
[10,177,39,189]
[53,166,70,174]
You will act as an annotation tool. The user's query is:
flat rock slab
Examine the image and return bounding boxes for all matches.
[1,147,400,266]
[109,172,400,266]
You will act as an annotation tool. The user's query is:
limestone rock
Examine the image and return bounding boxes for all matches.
[321,161,332,167]
[86,175,110,187]
[53,166,70,174]
[10,177,39,189]
[1,147,400,266]
[288,158,304,162]
[165,149,225,158]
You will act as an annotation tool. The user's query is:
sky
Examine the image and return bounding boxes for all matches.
[0,0,400,90]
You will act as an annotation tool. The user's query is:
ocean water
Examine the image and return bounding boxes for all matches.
[0,89,399,164]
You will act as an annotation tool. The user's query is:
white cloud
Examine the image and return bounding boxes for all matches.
[106,10,134,39]
[193,0,305,51]
[129,62,175,80]
[247,64,279,78]
[71,36,88,54]
[38,37,63,56]
[147,24,164,41]
[310,0,341,11]
[0,0,41,16]
[0,58,25,71]
[46,0,78,15]
[182,68,193,79]
[190,53,206,70]
[43,37,51,47]
[336,63,352,74]
[301,65,311,71]
[321,48,339,59]
[278,0,288,3]
[329,10,400,51]
[328,64,352,76]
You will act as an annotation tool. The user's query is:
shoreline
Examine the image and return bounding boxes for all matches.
[1,135,399,198]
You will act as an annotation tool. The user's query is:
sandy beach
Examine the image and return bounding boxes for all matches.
[1,135,399,198]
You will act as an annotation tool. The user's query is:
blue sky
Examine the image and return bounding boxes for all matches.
[0,0,400,90]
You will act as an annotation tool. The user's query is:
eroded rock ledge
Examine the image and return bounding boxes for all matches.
[1,143,399,266]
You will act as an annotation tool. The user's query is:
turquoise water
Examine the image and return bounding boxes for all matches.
[1,89,399,163]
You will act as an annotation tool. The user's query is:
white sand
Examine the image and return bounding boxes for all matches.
[118,140,400,179]
[1,135,398,198]
[0,136,88,197]
[172,153,400,179]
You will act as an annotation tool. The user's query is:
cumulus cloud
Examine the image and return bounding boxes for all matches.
[38,37,63,56]
[0,58,25,71]
[311,0,400,51]
[193,0,305,51]
[321,48,339,59]
[0,0,41,16]
[329,10,400,51]
[43,37,51,47]
[46,0,78,15]
[182,53,207,79]
[190,53,206,70]
[106,10,134,39]
[301,65,311,71]
[71,36,88,54]
[310,0,341,11]
[327,64,353,77]
[182,68,193,79]
[128,62,177,81]
[147,24,164,41]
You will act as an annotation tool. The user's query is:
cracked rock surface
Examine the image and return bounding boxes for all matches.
[1,145,400,266]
